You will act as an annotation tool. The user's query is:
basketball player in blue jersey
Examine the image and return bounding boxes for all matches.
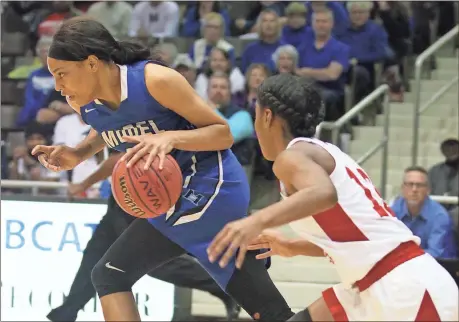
[32,17,293,321]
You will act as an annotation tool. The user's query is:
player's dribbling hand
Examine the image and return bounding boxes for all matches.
[122,133,175,170]
[31,145,82,172]
[247,230,294,259]
[207,216,264,269]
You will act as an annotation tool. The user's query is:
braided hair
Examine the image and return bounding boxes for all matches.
[257,74,325,138]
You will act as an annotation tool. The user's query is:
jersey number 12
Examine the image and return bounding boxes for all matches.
[346,167,395,218]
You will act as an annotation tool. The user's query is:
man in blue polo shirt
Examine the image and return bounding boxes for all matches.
[305,1,350,38]
[338,1,391,96]
[391,166,458,259]
[241,9,284,73]
[296,8,349,120]
[339,1,389,66]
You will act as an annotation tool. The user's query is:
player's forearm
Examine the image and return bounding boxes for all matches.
[296,68,335,81]
[74,129,106,162]
[80,152,123,189]
[171,124,233,151]
[287,239,325,257]
[255,186,338,230]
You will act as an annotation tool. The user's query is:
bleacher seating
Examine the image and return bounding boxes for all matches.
[1,32,29,57]
[1,79,26,106]
[1,105,20,131]
[348,46,458,198]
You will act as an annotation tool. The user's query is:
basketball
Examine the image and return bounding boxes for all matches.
[112,155,183,218]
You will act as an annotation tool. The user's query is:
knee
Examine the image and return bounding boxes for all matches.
[91,259,132,297]
[354,66,371,83]
[321,89,340,105]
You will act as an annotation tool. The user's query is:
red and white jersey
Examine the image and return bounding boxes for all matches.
[280,137,420,286]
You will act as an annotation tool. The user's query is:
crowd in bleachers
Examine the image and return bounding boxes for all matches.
[1,1,458,260]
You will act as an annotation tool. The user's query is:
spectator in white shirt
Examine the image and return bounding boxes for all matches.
[129,1,180,38]
[189,12,235,69]
[86,1,133,39]
[53,112,99,198]
[195,47,245,100]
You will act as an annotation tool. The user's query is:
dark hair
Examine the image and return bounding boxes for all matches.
[204,47,231,77]
[404,165,428,176]
[48,17,151,65]
[257,74,324,138]
[25,121,53,141]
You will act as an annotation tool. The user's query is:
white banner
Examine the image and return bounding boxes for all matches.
[1,200,175,321]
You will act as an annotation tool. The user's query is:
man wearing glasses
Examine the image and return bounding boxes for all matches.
[391,166,458,259]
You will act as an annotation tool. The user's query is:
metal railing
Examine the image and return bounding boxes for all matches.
[1,180,101,196]
[430,195,459,205]
[317,84,391,198]
[3,179,456,206]
[412,25,459,165]
[0,146,110,195]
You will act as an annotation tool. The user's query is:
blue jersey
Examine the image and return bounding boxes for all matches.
[80,61,252,289]
[80,60,231,175]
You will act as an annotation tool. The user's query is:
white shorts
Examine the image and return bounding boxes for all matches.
[323,254,459,321]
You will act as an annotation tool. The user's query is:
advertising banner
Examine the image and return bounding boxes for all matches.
[1,199,175,321]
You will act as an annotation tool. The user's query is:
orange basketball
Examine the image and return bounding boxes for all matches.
[112,155,183,218]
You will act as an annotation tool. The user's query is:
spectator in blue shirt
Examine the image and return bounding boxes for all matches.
[338,1,391,99]
[189,12,235,70]
[305,1,349,38]
[339,1,390,64]
[281,2,313,50]
[16,36,55,127]
[206,72,255,169]
[296,8,350,120]
[181,1,231,38]
[391,166,458,259]
[240,9,284,73]
[233,1,286,36]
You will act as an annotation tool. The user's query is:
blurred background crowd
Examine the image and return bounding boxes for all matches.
[0,1,458,317]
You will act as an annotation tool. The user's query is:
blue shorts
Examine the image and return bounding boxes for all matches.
[148,150,250,288]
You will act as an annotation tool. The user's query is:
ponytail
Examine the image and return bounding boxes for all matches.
[48,17,152,65]
[111,40,151,65]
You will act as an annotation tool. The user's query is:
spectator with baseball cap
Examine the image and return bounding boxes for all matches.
[173,54,197,88]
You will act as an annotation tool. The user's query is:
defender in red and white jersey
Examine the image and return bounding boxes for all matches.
[207,74,458,321]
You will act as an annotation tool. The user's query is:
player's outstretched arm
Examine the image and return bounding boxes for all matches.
[247,230,325,258]
[208,148,337,268]
[73,128,107,161]
[253,148,338,229]
[32,128,105,172]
